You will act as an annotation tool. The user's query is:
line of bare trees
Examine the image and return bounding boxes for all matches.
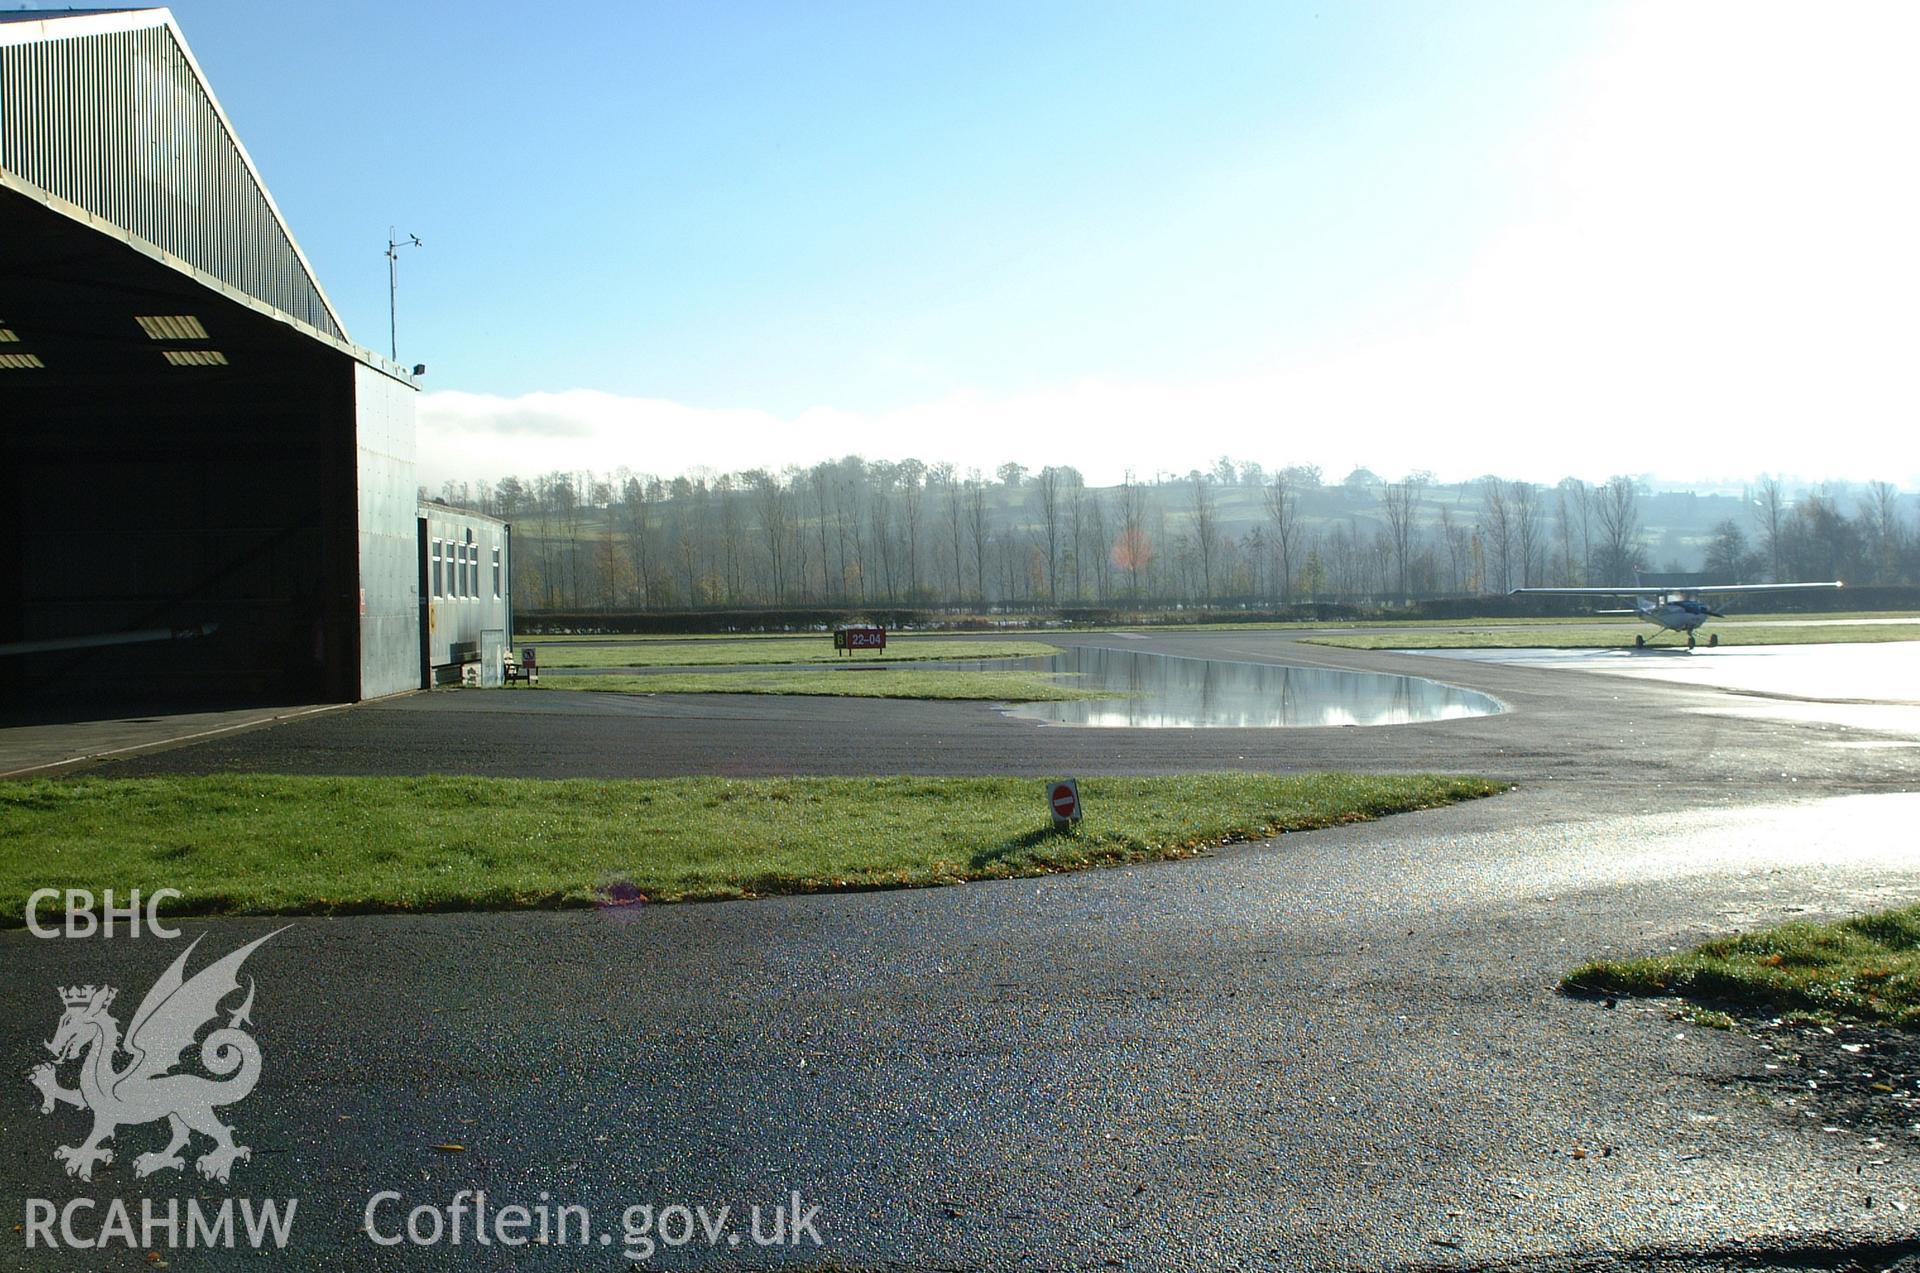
[424,459,1917,612]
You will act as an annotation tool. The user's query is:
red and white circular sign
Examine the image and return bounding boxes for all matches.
[1050,781,1078,820]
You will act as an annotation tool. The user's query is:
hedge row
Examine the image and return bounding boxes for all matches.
[513,587,1918,635]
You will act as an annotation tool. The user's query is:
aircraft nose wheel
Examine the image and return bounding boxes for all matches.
[1709,632,1719,647]
[1635,634,1645,648]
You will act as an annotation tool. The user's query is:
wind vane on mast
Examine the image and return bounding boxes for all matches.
[385,228,423,363]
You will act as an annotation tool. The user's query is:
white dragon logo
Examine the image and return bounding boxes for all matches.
[26,929,284,1184]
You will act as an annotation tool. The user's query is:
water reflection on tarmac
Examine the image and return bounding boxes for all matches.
[1410,641,1920,705]
[985,646,1503,728]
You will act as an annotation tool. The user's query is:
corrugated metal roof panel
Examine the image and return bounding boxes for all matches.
[0,8,349,343]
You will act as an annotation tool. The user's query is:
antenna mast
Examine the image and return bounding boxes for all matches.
[385,228,423,362]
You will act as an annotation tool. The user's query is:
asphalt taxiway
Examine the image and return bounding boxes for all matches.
[87,633,1920,809]
[5,632,1919,1270]
[1419,640,1920,705]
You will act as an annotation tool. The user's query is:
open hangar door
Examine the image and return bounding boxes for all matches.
[0,184,364,711]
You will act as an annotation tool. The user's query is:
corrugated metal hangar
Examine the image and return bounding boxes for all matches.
[0,8,507,709]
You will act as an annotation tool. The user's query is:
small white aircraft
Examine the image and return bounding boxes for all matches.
[1509,581,1843,649]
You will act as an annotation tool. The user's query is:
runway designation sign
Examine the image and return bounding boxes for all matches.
[834,626,887,654]
[1048,779,1081,830]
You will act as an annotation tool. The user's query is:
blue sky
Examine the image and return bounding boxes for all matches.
[28,2,1920,486]
[163,1,1593,405]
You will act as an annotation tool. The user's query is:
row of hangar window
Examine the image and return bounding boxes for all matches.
[431,533,501,601]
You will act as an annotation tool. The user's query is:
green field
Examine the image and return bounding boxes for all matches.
[1304,622,1920,651]
[532,630,832,644]
[0,774,1504,919]
[538,637,1060,668]
[537,668,1100,701]
[519,612,1919,645]
[1149,609,1920,630]
[1566,905,1920,1028]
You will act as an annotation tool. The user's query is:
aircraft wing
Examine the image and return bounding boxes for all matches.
[1679,581,1844,594]
[1512,582,1842,597]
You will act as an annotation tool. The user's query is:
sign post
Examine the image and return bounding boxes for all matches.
[834,626,887,656]
[1048,778,1081,832]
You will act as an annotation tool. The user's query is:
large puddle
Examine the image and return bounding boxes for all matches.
[975,646,1503,728]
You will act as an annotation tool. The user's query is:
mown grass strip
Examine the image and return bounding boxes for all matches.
[517,615,1916,646]
[533,631,830,644]
[1565,905,1920,1028]
[1304,623,1920,651]
[0,774,1504,921]
[534,669,1100,701]
[1129,611,1919,631]
[539,638,1061,668]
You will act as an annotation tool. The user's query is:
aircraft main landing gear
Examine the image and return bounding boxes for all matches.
[1687,633,1696,650]
[1635,634,1645,648]
[1709,632,1719,647]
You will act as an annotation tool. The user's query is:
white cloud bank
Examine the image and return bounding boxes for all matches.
[419,0,1920,491]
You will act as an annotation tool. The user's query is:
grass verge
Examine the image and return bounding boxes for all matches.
[534,669,1100,700]
[0,774,1504,920]
[539,638,1060,668]
[1120,610,1920,632]
[1303,623,1920,650]
[1564,905,1920,1028]
[523,612,1918,643]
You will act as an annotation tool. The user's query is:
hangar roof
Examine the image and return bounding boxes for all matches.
[0,9,155,23]
[0,7,359,355]
[420,499,511,530]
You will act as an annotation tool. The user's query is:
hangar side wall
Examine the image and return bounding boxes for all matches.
[354,363,420,698]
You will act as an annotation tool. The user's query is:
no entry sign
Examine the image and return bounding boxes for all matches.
[1048,778,1081,829]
